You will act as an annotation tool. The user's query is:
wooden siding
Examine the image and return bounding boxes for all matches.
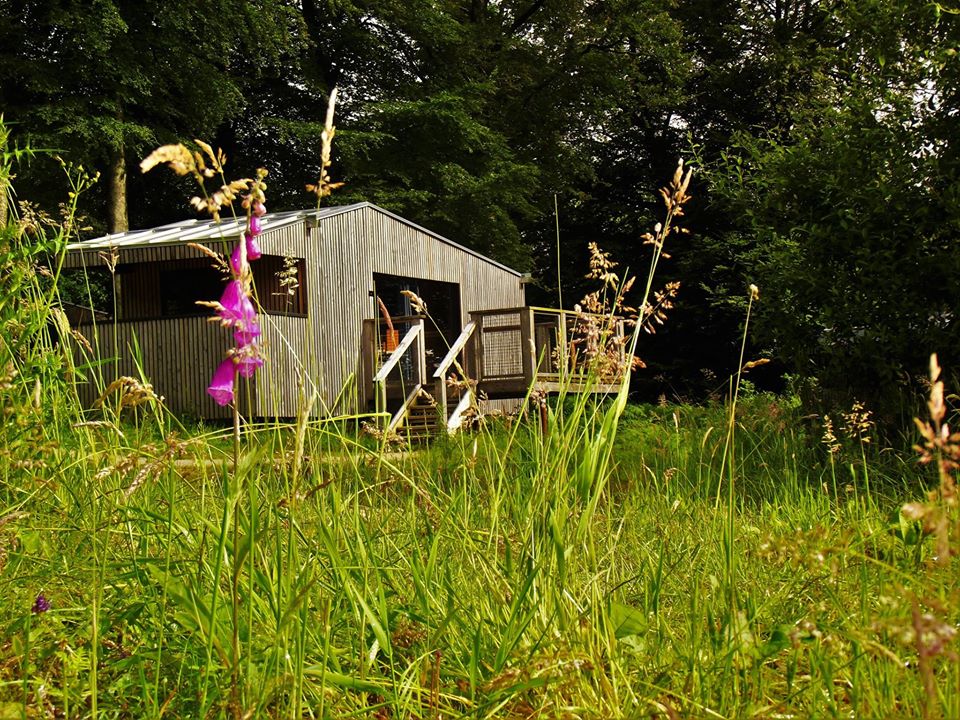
[67,224,316,419]
[312,205,524,413]
[73,312,312,419]
[254,313,313,417]
[76,316,241,420]
[256,221,326,413]
[64,205,524,418]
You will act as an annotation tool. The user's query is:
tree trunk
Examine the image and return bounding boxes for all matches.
[107,145,128,234]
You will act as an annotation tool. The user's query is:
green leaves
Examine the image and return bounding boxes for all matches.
[697,0,960,412]
[0,0,298,228]
[609,600,648,639]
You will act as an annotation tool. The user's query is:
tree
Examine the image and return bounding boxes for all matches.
[223,0,689,270]
[701,0,960,413]
[533,0,840,397]
[0,0,298,232]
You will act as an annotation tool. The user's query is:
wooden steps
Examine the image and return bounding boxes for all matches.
[397,393,441,442]
[375,318,480,444]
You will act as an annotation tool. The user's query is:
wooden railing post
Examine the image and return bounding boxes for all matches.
[416,318,427,386]
[520,307,535,385]
[435,375,448,422]
[473,313,484,382]
[360,319,374,410]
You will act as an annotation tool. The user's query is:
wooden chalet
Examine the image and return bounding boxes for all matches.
[65,202,624,432]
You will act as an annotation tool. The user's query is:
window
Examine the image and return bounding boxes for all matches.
[252,255,307,315]
[160,266,224,317]
[85,255,307,321]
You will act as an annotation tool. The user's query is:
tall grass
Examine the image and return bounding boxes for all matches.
[3,391,956,718]
[0,133,957,719]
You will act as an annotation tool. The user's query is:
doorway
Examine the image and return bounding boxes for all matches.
[372,273,462,375]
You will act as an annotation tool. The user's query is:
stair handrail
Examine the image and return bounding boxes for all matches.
[373,322,423,383]
[432,321,476,380]
[432,321,476,421]
[373,320,426,423]
[446,388,474,433]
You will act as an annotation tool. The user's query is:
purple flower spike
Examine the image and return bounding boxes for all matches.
[230,242,247,276]
[245,231,262,261]
[207,358,235,406]
[32,593,50,614]
[237,352,264,379]
[234,320,261,347]
[208,204,265,400]
[218,280,257,327]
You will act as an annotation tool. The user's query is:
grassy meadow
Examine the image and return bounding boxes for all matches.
[1,362,958,719]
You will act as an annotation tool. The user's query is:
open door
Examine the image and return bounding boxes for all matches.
[372,273,462,376]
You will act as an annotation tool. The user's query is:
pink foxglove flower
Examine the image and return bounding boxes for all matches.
[218,280,257,328]
[206,198,267,407]
[230,243,247,276]
[207,358,235,406]
[234,320,261,347]
[245,231,262,260]
[237,350,264,378]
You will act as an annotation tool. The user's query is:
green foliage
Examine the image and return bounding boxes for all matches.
[697,0,960,413]
[4,0,960,407]
[0,119,95,499]
[0,0,300,226]
[1,386,957,718]
[2,143,954,716]
[707,108,960,408]
[337,89,542,269]
[232,0,690,270]
[57,268,112,316]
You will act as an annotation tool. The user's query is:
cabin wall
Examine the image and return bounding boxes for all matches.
[312,205,525,412]
[74,315,241,420]
[253,222,322,416]
[67,229,313,419]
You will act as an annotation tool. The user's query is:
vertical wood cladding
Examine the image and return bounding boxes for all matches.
[313,205,524,413]
[66,205,524,418]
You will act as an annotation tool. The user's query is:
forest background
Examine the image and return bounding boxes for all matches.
[1,0,958,419]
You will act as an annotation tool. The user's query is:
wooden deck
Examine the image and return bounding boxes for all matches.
[470,306,626,397]
[362,306,628,425]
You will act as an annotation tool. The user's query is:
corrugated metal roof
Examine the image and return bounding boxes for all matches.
[65,204,365,251]
[67,201,521,276]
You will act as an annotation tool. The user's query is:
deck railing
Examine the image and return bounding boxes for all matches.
[432,320,476,430]
[470,306,627,394]
[360,307,628,419]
